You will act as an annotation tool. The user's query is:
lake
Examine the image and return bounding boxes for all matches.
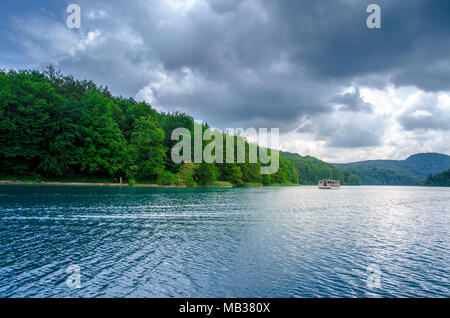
[0,185,448,298]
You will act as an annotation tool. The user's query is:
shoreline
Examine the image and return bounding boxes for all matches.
[0,181,439,188]
[0,180,188,188]
[0,180,302,188]
[0,181,442,189]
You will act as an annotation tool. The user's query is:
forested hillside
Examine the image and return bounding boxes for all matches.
[423,169,450,187]
[0,68,367,187]
[280,152,361,185]
[0,68,305,186]
[336,166,420,185]
[336,153,450,185]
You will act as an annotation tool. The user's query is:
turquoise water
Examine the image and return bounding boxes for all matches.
[0,185,448,298]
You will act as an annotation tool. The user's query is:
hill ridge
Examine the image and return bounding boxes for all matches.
[334,153,450,185]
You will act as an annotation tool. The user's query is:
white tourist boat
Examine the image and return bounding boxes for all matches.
[319,180,341,189]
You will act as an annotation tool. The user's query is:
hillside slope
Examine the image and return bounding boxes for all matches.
[0,68,299,187]
[423,169,450,187]
[335,153,450,185]
[281,152,361,185]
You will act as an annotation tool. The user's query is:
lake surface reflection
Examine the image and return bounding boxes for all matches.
[0,185,448,298]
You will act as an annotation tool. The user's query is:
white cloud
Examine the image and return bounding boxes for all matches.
[12,17,101,63]
[410,110,433,118]
[281,86,450,162]
[399,91,450,131]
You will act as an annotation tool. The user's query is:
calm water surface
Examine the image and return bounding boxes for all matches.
[0,185,448,298]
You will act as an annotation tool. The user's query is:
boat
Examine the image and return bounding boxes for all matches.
[319,180,341,189]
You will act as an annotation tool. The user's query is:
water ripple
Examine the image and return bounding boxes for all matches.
[0,185,449,298]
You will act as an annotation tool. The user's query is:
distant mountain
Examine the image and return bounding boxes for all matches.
[334,153,450,185]
[334,166,420,185]
[423,169,450,187]
[403,153,450,178]
[280,152,361,185]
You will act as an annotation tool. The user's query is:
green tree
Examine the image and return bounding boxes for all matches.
[177,163,197,186]
[130,117,166,181]
[0,70,77,177]
[219,163,243,185]
[77,90,130,177]
[347,174,362,185]
[195,163,218,185]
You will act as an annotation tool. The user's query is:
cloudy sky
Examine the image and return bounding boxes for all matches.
[1,0,450,162]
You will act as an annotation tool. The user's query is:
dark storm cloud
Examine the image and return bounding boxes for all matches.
[206,0,244,14]
[306,111,385,148]
[266,0,450,90]
[400,114,450,132]
[331,88,373,112]
[8,0,450,140]
[327,127,381,148]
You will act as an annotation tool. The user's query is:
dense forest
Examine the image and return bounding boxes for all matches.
[0,68,363,187]
[280,152,361,185]
[0,68,313,187]
[423,169,450,187]
[336,166,420,185]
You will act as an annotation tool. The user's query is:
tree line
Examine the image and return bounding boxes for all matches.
[0,68,360,186]
[423,169,450,187]
[281,152,361,185]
